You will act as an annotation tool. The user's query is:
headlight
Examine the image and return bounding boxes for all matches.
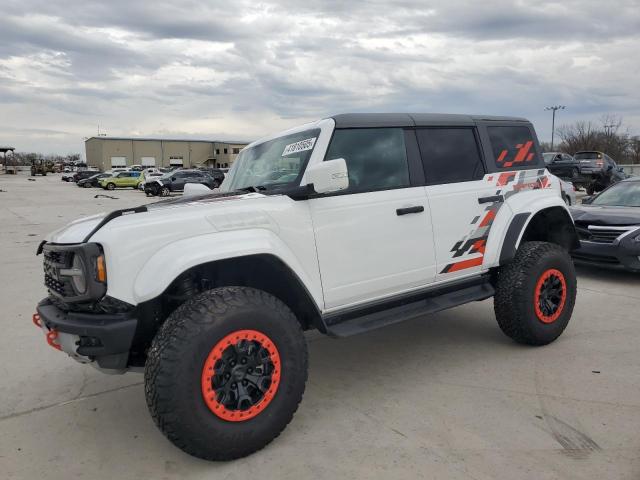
[60,254,87,294]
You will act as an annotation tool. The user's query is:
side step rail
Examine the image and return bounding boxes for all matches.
[325,282,494,338]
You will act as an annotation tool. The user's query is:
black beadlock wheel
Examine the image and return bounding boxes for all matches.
[494,241,576,345]
[144,287,308,461]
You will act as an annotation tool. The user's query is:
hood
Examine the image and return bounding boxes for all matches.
[570,205,640,226]
[46,213,106,244]
[44,190,266,245]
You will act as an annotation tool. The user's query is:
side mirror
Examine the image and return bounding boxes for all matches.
[582,195,594,204]
[305,158,349,194]
[184,183,211,197]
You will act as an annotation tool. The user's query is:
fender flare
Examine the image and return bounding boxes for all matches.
[132,229,324,309]
[497,201,578,265]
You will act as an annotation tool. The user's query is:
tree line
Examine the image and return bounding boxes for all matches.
[541,115,640,164]
[5,152,82,165]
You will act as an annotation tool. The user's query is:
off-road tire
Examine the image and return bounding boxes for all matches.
[144,287,308,461]
[494,241,576,346]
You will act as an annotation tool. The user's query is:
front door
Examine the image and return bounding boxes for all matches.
[309,127,436,310]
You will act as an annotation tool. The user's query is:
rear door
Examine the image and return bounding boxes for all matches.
[309,127,436,309]
[419,127,497,279]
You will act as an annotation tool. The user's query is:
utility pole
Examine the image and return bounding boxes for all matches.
[544,105,565,150]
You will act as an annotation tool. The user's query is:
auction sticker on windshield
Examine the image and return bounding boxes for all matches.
[282,137,316,156]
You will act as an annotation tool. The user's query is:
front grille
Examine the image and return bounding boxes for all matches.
[42,245,75,298]
[45,274,74,297]
[576,225,634,244]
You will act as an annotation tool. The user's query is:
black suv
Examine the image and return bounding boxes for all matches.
[543,152,580,180]
[144,169,218,196]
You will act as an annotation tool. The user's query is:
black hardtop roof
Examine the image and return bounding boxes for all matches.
[330,113,529,128]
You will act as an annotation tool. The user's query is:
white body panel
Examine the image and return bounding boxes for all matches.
[309,187,435,309]
[426,179,501,280]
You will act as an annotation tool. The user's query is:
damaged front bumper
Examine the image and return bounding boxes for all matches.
[35,298,138,373]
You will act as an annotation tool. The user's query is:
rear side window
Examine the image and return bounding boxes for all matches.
[325,128,410,193]
[488,126,539,169]
[416,128,485,184]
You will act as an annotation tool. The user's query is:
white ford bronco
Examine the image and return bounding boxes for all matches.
[35,113,579,460]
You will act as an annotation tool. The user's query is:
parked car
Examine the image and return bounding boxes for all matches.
[137,171,163,191]
[144,169,217,196]
[130,164,144,171]
[543,152,581,180]
[197,167,225,188]
[570,177,640,271]
[61,172,75,182]
[558,178,577,206]
[72,170,100,183]
[575,151,626,195]
[77,173,111,188]
[98,171,142,190]
[35,113,578,461]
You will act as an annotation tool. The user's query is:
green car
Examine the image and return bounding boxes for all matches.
[99,171,142,190]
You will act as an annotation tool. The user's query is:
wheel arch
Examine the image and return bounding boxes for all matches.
[499,206,579,265]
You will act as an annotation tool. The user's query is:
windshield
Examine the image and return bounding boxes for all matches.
[223,129,320,191]
[574,152,602,160]
[592,181,640,207]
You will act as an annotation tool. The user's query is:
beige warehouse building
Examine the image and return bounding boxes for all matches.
[85,137,249,171]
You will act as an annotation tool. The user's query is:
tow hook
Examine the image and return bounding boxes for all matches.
[33,312,62,351]
[46,330,62,351]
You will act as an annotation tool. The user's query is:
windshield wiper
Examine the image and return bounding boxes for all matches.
[237,185,268,192]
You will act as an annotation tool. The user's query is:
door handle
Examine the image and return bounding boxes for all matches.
[396,206,424,216]
[478,195,504,204]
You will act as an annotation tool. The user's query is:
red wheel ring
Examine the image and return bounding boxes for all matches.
[534,268,567,324]
[201,329,281,422]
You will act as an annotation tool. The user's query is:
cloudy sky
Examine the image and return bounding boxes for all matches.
[1,0,639,155]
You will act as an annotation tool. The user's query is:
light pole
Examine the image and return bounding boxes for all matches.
[544,105,565,150]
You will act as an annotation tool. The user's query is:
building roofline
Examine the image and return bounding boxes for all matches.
[84,136,250,144]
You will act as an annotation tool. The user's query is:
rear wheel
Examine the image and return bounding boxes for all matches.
[494,241,576,345]
[145,287,308,461]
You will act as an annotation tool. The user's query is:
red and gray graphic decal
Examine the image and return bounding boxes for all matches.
[496,141,536,168]
[440,169,551,274]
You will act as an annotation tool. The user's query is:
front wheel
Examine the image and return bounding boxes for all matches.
[106,182,116,190]
[160,186,170,196]
[144,287,308,461]
[494,241,576,345]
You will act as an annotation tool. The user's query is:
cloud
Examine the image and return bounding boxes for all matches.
[0,0,638,154]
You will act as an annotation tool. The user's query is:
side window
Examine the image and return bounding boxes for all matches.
[416,128,485,184]
[325,128,410,193]
[488,126,539,169]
